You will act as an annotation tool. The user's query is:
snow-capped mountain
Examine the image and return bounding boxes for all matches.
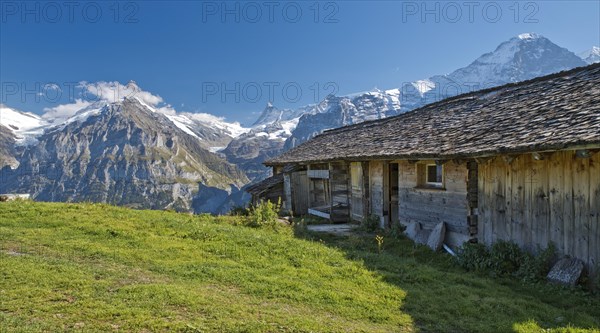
[283,90,401,150]
[430,33,584,89]
[0,98,248,213]
[283,33,586,149]
[220,33,590,182]
[397,33,586,115]
[579,46,600,64]
[221,103,302,180]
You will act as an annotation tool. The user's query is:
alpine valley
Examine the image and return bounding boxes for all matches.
[1,33,597,213]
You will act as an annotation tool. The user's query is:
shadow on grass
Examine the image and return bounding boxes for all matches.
[293,226,600,333]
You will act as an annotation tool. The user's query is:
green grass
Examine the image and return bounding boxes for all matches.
[0,201,598,332]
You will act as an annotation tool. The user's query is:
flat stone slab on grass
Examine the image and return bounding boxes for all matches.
[415,229,431,245]
[307,224,357,236]
[547,258,584,286]
[405,222,434,246]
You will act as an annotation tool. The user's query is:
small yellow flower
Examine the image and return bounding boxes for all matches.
[375,235,384,253]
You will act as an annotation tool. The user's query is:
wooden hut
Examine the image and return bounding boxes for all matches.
[246,164,308,214]
[264,63,600,268]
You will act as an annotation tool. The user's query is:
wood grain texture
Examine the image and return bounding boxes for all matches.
[478,150,599,269]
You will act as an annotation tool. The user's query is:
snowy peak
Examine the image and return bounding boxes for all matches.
[252,103,305,127]
[0,105,49,145]
[468,33,583,70]
[518,32,542,40]
[579,46,600,64]
[423,33,586,98]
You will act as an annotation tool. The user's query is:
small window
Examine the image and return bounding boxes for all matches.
[416,163,444,189]
[426,164,443,185]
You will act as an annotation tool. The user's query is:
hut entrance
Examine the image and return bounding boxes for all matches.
[307,164,331,219]
[306,162,351,223]
[290,170,309,215]
[329,162,351,223]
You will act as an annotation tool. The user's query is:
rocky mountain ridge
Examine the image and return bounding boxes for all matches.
[1,98,247,213]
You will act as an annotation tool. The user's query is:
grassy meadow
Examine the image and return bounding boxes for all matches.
[0,201,599,332]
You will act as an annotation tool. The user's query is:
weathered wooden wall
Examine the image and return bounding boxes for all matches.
[398,160,470,247]
[350,162,365,221]
[369,161,385,226]
[283,174,292,211]
[330,162,350,223]
[290,171,309,215]
[478,150,600,269]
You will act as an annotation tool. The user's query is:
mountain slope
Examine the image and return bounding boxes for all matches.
[0,98,247,212]
[163,112,249,152]
[0,125,18,169]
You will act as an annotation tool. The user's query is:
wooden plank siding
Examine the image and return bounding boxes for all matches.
[283,174,292,211]
[590,156,600,271]
[477,150,600,270]
[350,162,365,221]
[369,161,385,220]
[329,162,350,223]
[290,171,309,215]
[397,160,470,247]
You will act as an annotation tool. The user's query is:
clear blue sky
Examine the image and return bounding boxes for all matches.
[1,0,599,125]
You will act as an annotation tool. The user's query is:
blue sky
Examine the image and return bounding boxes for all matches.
[1,1,599,125]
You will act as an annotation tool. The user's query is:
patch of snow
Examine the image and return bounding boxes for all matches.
[134,97,157,113]
[208,146,226,153]
[518,32,541,40]
[0,105,49,145]
[185,112,249,138]
[411,80,435,96]
[280,118,300,135]
[165,114,202,139]
[133,96,249,139]
[62,104,106,126]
